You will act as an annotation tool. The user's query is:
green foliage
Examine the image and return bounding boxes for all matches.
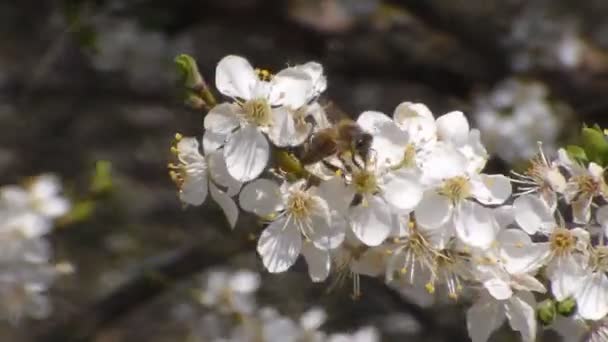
[58,200,95,226]
[174,54,217,109]
[90,160,113,195]
[566,124,608,166]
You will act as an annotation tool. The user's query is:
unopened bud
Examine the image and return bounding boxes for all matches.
[556,297,577,317]
[537,299,557,326]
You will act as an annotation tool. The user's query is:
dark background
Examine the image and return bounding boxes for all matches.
[1,0,607,341]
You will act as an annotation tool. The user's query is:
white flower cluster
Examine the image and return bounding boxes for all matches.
[183,268,379,342]
[0,174,70,323]
[171,55,608,341]
[473,78,564,163]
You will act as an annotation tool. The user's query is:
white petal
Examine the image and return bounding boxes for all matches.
[180,172,208,206]
[505,292,537,342]
[306,196,344,250]
[498,230,548,275]
[436,111,469,146]
[571,195,592,224]
[393,102,434,121]
[349,196,393,246]
[293,62,326,97]
[257,217,302,273]
[393,102,437,144]
[300,307,327,330]
[357,111,409,166]
[229,270,261,293]
[269,68,313,108]
[38,198,70,218]
[548,255,584,301]
[471,174,512,205]
[202,130,227,155]
[575,272,608,320]
[224,126,269,182]
[238,179,283,217]
[414,190,452,228]
[484,278,513,300]
[215,55,257,99]
[207,152,242,197]
[453,201,498,249]
[301,243,331,282]
[30,175,61,199]
[493,205,514,229]
[596,205,608,233]
[419,143,468,185]
[513,194,555,235]
[267,107,311,147]
[317,177,355,215]
[209,182,239,229]
[466,294,505,342]
[381,169,423,213]
[203,102,240,134]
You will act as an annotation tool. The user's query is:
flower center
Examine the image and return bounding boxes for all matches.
[573,175,599,196]
[549,228,575,256]
[287,191,314,220]
[242,98,272,126]
[352,170,379,195]
[438,176,470,202]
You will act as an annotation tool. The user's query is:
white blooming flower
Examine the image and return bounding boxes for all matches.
[558,150,608,224]
[239,179,343,274]
[0,174,70,222]
[346,157,423,247]
[415,144,511,249]
[206,55,322,181]
[198,269,260,315]
[435,111,488,173]
[467,290,537,342]
[513,194,590,300]
[572,244,608,321]
[510,144,566,210]
[170,135,240,228]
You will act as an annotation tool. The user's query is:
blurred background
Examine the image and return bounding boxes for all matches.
[1,0,608,341]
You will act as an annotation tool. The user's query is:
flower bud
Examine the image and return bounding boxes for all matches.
[556,297,577,317]
[537,299,557,326]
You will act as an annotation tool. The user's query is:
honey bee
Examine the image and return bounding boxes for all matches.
[300,118,373,167]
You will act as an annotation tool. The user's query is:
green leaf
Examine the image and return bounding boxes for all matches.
[57,200,95,227]
[565,145,588,164]
[90,160,113,195]
[581,126,608,165]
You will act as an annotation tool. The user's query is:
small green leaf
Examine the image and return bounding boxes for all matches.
[90,160,113,195]
[565,145,588,164]
[581,126,608,165]
[57,200,95,226]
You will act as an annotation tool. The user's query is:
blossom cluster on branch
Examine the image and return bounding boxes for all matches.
[170,55,608,341]
[0,175,70,323]
[177,268,379,342]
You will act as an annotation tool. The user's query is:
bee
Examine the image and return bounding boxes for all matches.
[299,119,373,167]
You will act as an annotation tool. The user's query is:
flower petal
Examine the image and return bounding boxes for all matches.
[209,182,239,229]
[301,242,331,282]
[466,294,505,342]
[224,126,269,182]
[215,55,257,99]
[267,107,311,147]
[436,111,469,146]
[180,172,208,206]
[202,130,227,155]
[453,201,498,249]
[575,272,608,320]
[269,68,313,108]
[207,152,241,197]
[419,143,468,186]
[357,111,409,166]
[414,190,452,228]
[513,194,555,235]
[547,255,584,301]
[498,229,548,275]
[381,169,423,213]
[238,179,283,217]
[349,196,393,246]
[471,174,512,205]
[203,102,240,134]
[484,278,513,301]
[257,217,302,273]
[505,292,537,342]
